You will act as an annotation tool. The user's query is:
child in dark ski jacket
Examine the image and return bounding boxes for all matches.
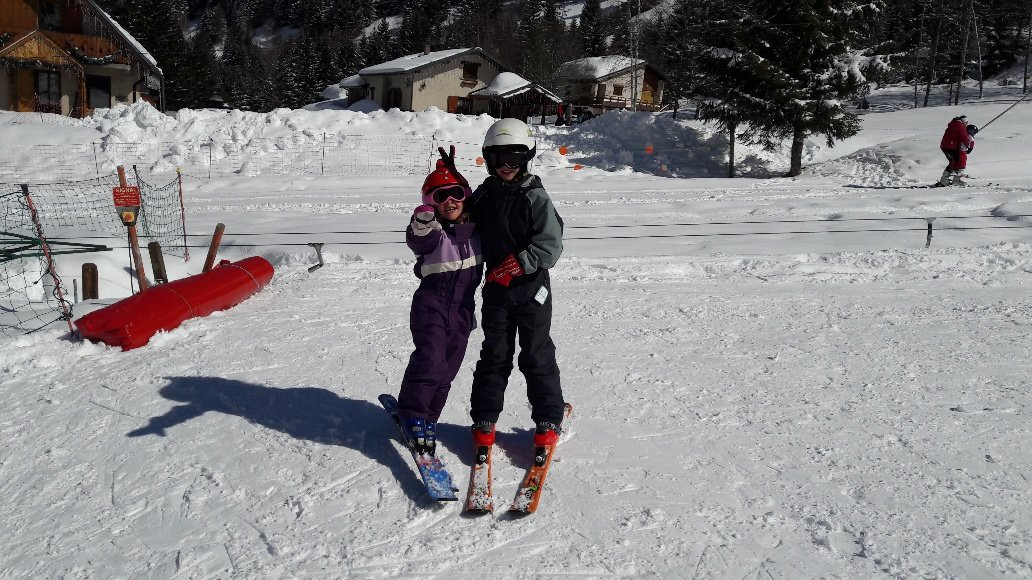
[396,151,483,455]
[465,118,567,450]
[939,115,978,186]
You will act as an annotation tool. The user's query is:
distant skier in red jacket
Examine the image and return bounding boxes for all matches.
[938,115,978,186]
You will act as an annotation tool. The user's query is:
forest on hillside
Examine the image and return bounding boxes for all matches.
[94,0,1032,118]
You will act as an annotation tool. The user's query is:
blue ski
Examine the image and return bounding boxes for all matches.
[378,394,459,502]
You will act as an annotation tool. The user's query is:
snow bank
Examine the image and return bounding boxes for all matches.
[536,110,785,177]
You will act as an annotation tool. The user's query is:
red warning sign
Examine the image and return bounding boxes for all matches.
[113,186,141,226]
[113,186,141,207]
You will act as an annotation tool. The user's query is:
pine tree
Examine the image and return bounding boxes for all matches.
[220,17,268,111]
[674,0,752,175]
[448,0,481,47]
[272,39,303,108]
[660,0,706,116]
[398,0,449,54]
[580,0,606,56]
[364,19,399,65]
[313,40,341,101]
[185,27,221,107]
[700,0,883,176]
[108,0,194,109]
[337,38,364,79]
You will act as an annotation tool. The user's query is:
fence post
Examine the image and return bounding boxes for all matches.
[82,263,99,300]
[202,223,225,273]
[925,217,936,248]
[322,133,327,175]
[131,164,148,234]
[148,242,168,284]
[117,166,149,292]
[176,167,189,261]
[208,139,213,180]
[21,184,73,330]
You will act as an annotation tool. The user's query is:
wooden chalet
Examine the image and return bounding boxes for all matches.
[0,0,163,117]
[554,56,666,113]
[468,72,562,122]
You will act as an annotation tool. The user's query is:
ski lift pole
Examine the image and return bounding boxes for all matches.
[979,91,1032,133]
[307,242,325,273]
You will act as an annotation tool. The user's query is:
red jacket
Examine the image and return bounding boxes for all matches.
[940,118,974,151]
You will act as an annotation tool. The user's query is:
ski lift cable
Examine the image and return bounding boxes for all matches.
[43,212,1032,242]
[978,90,1032,133]
[93,221,1032,250]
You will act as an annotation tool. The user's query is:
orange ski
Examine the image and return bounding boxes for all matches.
[508,403,572,514]
[464,443,494,513]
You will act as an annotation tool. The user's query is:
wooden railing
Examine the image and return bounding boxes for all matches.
[570,95,664,112]
[32,95,62,114]
[43,31,130,64]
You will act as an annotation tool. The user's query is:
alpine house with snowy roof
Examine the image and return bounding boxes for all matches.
[349,47,506,114]
[467,72,562,122]
[554,56,666,113]
[0,0,163,117]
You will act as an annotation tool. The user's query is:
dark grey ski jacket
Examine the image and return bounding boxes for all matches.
[470,173,563,283]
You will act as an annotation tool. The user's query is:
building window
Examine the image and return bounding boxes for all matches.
[613,85,624,96]
[462,62,480,81]
[35,71,60,103]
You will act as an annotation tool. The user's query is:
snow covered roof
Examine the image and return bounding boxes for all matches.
[469,72,562,103]
[85,1,162,75]
[359,47,502,76]
[555,56,647,82]
[339,74,367,88]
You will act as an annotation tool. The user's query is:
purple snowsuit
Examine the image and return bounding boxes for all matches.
[397,218,483,422]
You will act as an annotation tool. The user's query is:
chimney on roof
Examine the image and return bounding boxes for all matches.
[423,43,430,55]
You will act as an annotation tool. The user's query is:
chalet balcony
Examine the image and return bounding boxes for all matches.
[570,94,664,113]
[0,27,130,66]
[44,30,131,65]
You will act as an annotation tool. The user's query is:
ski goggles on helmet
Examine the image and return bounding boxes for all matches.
[487,150,528,169]
[430,185,470,204]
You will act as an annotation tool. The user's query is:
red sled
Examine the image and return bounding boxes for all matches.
[75,256,274,350]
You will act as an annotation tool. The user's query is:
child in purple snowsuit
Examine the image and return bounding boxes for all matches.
[396,149,483,455]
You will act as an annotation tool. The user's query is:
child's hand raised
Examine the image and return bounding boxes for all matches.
[438,145,470,187]
[411,204,441,235]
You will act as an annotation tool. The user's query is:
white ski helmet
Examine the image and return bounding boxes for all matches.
[482,118,536,175]
[483,118,536,151]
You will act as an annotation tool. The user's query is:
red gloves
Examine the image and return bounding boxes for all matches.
[486,254,524,286]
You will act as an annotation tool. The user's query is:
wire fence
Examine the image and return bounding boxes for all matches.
[0,172,188,336]
[0,187,73,336]
[0,135,435,183]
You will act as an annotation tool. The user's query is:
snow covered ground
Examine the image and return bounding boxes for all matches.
[1,87,1031,578]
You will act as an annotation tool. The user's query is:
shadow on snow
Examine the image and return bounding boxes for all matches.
[125,375,474,504]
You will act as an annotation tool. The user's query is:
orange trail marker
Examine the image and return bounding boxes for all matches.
[645,145,655,154]
[475,157,485,166]
[573,164,583,170]
[558,146,568,156]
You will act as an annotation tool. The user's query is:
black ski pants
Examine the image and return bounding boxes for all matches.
[470,271,565,426]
